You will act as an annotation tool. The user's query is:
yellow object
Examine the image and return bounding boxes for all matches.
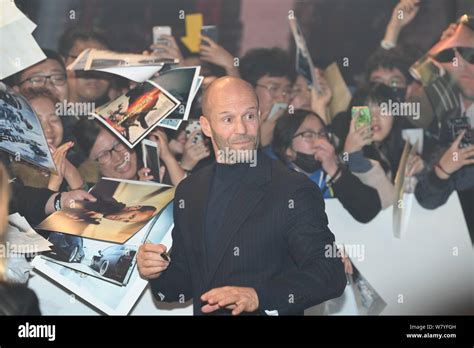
[181,13,203,53]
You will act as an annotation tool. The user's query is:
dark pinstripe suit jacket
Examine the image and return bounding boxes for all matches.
[150,152,346,315]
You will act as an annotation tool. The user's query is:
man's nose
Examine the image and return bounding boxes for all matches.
[235,118,247,134]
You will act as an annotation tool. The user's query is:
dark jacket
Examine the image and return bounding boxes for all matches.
[263,145,381,223]
[9,181,53,226]
[415,164,474,209]
[149,151,346,315]
[0,283,41,315]
[330,167,382,223]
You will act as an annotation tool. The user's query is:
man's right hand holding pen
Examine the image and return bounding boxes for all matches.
[137,241,170,280]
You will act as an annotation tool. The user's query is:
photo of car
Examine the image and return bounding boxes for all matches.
[89,245,137,283]
[47,233,85,263]
[0,89,56,171]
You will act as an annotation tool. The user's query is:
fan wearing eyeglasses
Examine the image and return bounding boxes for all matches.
[73,119,186,186]
[239,47,296,147]
[269,109,382,223]
[12,49,69,103]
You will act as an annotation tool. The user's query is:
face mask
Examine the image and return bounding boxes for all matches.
[293,152,322,173]
[391,87,407,102]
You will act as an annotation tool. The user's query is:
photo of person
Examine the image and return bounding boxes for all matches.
[92,81,179,148]
[37,178,175,243]
[32,202,174,314]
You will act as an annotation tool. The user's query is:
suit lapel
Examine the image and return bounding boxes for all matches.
[186,165,213,282]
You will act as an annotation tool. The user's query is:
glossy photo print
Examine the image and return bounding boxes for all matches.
[32,202,174,314]
[37,178,175,243]
[151,66,201,123]
[0,88,56,172]
[92,81,179,148]
[41,232,138,286]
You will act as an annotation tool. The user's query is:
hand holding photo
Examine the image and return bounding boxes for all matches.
[37,178,175,243]
[0,88,56,173]
[93,81,180,148]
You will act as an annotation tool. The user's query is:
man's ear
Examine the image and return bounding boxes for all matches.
[12,86,20,93]
[199,115,212,138]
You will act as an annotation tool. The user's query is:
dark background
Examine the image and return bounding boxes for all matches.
[15,0,474,85]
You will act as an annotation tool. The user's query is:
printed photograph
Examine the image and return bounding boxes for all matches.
[93,81,179,148]
[151,66,201,122]
[32,203,174,314]
[37,178,175,243]
[42,232,138,286]
[0,88,56,172]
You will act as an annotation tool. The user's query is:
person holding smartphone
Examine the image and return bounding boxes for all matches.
[239,47,296,146]
[270,109,382,223]
[415,130,474,210]
[199,35,240,78]
[342,83,424,209]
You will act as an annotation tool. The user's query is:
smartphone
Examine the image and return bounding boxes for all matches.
[448,116,473,149]
[185,120,203,144]
[142,139,161,183]
[201,25,218,45]
[153,26,172,53]
[267,103,288,121]
[351,106,372,130]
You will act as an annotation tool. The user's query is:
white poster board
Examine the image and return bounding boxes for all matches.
[324,193,473,315]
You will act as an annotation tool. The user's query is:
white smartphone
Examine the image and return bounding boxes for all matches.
[267,103,288,121]
[141,139,161,183]
[153,26,172,53]
[185,120,203,144]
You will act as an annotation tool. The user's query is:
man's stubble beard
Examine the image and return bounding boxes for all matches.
[211,128,260,153]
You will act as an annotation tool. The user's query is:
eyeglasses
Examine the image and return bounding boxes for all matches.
[370,76,406,89]
[435,47,474,64]
[290,85,312,98]
[95,141,127,164]
[293,130,330,141]
[19,74,67,87]
[256,83,292,98]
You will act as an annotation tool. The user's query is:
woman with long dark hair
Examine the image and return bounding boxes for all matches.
[341,83,424,208]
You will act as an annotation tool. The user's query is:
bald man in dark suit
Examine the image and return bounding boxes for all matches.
[137,77,345,315]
